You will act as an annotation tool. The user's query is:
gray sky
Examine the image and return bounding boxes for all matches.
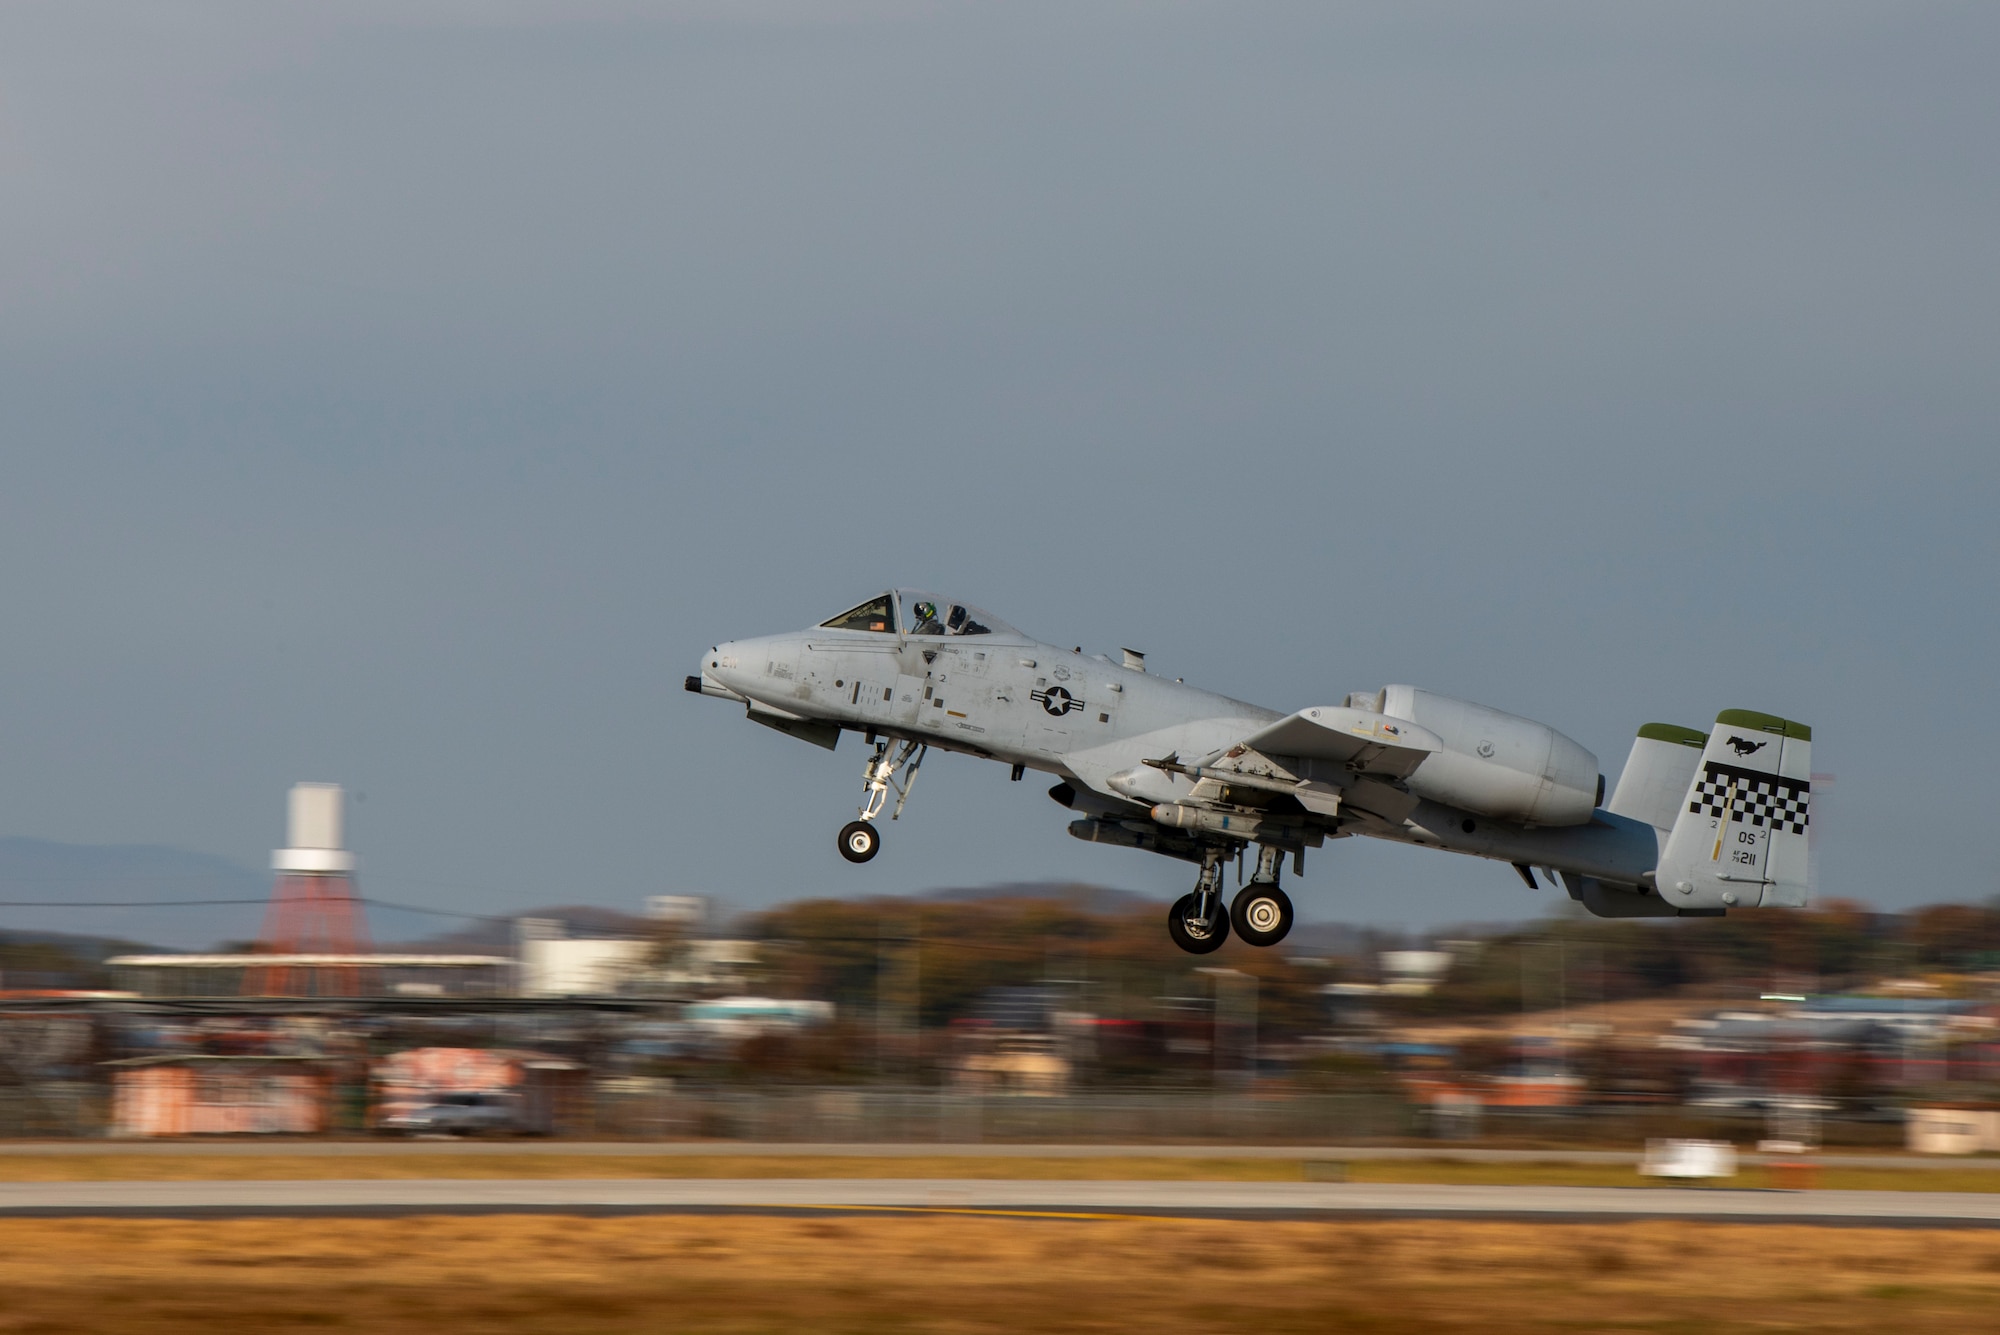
[0,0,1994,937]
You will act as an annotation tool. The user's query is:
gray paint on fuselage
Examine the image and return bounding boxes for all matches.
[705,626,1279,791]
[1385,799,1662,888]
[697,600,1672,902]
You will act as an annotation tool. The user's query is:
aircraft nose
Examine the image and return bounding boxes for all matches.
[686,642,746,698]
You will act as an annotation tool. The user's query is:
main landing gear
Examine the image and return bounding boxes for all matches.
[1167,844,1296,953]
[837,737,927,864]
[1167,851,1230,955]
[1231,845,1295,948]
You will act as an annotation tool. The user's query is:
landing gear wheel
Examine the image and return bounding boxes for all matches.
[837,820,881,864]
[1231,884,1294,948]
[1167,893,1231,955]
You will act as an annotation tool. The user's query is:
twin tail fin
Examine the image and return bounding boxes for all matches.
[1655,709,1812,911]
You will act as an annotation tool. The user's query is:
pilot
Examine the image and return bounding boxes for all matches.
[911,600,945,635]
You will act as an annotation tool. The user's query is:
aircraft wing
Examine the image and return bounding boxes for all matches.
[1232,707,1441,781]
[1084,706,1444,827]
[1172,707,1442,824]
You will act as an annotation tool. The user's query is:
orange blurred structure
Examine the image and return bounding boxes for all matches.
[247,873,373,996]
[246,783,372,997]
[108,1055,332,1136]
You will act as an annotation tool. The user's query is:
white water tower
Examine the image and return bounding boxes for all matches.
[256,781,370,993]
[272,782,356,875]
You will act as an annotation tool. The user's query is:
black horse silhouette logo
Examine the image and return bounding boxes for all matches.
[1725,735,1767,757]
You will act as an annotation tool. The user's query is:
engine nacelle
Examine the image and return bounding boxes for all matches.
[1374,685,1600,827]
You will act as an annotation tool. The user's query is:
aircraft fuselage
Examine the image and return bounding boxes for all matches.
[690,589,1811,947]
[699,625,1273,777]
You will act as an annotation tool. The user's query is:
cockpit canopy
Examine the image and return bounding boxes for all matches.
[817,590,1021,640]
[820,594,899,635]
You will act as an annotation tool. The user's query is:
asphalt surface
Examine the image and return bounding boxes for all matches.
[0,1141,1986,1171]
[0,1141,1634,1160]
[4,1178,2000,1225]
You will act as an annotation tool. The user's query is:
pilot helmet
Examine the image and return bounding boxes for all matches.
[914,601,938,623]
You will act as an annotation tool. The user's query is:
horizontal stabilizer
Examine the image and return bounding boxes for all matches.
[1607,723,1707,831]
[1657,709,1811,911]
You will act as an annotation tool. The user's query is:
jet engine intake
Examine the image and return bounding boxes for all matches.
[1378,685,1600,827]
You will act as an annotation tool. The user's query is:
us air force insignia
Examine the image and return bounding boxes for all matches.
[1688,761,1810,834]
[1031,686,1083,717]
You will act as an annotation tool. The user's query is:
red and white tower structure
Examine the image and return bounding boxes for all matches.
[248,782,373,996]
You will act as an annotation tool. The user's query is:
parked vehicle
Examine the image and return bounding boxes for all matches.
[379,1091,517,1136]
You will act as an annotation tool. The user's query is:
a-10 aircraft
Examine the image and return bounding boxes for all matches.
[689,590,1812,953]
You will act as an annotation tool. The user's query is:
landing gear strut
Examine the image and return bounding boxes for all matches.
[1167,850,1231,954]
[1230,844,1295,948]
[836,738,927,864]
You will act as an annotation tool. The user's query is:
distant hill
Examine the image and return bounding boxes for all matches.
[387,905,654,954]
[0,838,625,956]
[0,837,269,951]
[0,838,1407,961]
[398,884,1169,952]
[915,881,1161,915]
[914,880,1368,948]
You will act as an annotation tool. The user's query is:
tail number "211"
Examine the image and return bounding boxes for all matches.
[1732,829,1761,867]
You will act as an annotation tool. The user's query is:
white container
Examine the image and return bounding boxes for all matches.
[1907,1107,2000,1155]
[1640,1138,1739,1179]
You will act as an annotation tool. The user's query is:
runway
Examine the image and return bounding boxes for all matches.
[0,1141,1983,1171]
[6,1177,2000,1225]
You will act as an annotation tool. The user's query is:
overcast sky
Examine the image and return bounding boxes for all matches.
[0,0,1993,937]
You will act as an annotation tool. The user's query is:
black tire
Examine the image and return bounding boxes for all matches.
[1166,892,1230,955]
[1231,883,1294,948]
[837,820,881,863]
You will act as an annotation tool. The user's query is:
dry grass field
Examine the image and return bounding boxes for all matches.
[0,1215,1997,1333]
[0,1152,1996,1193]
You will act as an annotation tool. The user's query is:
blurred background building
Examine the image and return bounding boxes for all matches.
[6,783,2000,1147]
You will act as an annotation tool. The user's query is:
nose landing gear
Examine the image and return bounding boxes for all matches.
[836,738,928,864]
[837,820,881,863]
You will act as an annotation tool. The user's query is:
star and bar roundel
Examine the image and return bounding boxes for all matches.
[1030,685,1084,717]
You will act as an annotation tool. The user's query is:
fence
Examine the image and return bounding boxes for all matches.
[0,1085,104,1138]
[591,1084,1413,1142]
[0,1077,1408,1142]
